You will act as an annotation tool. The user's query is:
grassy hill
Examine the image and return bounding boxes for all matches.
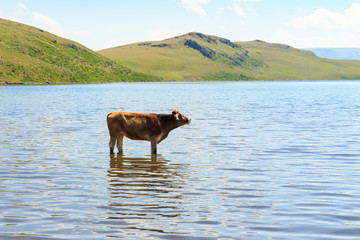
[98,32,257,81]
[240,41,360,80]
[98,32,360,81]
[0,18,159,84]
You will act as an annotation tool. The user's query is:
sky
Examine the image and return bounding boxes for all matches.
[1,0,360,51]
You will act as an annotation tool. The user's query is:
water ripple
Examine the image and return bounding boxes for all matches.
[2,82,360,239]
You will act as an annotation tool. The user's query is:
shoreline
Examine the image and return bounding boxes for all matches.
[1,79,360,86]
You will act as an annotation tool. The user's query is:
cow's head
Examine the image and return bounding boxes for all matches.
[172,110,191,125]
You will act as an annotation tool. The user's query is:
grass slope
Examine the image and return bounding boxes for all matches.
[0,19,159,84]
[240,40,360,80]
[99,32,360,81]
[98,32,260,81]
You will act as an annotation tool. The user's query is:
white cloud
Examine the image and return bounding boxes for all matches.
[291,3,360,30]
[231,0,259,17]
[181,0,208,17]
[15,3,30,15]
[232,3,246,17]
[217,7,224,15]
[4,3,71,38]
[268,29,360,48]
[268,29,317,48]
[32,11,71,38]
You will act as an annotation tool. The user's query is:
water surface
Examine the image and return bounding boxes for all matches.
[1,81,360,239]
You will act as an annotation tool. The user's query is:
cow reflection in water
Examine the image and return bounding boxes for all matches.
[106,154,187,232]
[108,154,188,212]
[108,154,165,175]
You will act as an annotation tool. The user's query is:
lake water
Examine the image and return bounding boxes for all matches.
[1,81,360,240]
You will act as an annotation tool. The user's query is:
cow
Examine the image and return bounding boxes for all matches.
[107,110,191,154]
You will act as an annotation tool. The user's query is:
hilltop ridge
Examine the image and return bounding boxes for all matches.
[99,32,360,81]
[99,32,264,81]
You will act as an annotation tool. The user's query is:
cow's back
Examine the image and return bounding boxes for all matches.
[107,111,161,141]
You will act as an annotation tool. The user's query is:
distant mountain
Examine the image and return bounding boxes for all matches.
[99,32,260,81]
[98,32,360,81]
[305,48,360,60]
[0,18,159,84]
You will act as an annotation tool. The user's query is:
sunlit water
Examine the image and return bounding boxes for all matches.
[1,81,360,239]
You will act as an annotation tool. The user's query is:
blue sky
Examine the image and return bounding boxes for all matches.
[1,0,360,50]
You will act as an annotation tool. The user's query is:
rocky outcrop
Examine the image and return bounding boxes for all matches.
[151,43,170,47]
[218,38,240,48]
[138,42,152,46]
[188,32,217,44]
[184,33,251,66]
[220,52,246,66]
[66,43,78,50]
[184,39,216,59]
[187,32,240,48]
[138,42,171,48]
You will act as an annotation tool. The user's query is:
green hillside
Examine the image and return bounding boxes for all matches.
[0,18,159,84]
[239,40,360,80]
[98,32,360,81]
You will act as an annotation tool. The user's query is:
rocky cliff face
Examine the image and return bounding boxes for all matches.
[184,39,216,59]
[183,32,251,66]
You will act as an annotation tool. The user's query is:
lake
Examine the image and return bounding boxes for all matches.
[1,81,360,240]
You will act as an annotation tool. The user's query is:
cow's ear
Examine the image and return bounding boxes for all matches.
[172,110,179,120]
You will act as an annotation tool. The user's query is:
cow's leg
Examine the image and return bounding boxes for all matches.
[109,135,117,155]
[117,135,124,154]
[150,138,157,154]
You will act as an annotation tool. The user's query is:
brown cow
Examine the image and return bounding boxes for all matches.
[107,110,191,154]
